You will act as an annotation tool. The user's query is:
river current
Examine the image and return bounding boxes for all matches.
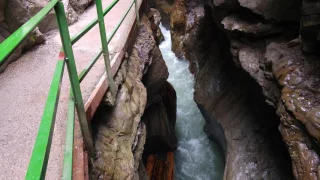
[158,24,224,180]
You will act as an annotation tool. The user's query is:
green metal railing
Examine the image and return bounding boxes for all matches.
[0,0,140,179]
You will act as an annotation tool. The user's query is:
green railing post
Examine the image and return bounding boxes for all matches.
[96,0,117,99]
[54,2,95,157]
[134,0,140,24]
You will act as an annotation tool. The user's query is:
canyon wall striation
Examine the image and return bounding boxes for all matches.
[149,0,320,179]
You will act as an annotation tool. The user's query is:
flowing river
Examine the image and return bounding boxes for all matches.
[159,25,225,180]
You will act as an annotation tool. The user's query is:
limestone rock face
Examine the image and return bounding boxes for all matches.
[142,8,178,154]
[93,14,176,179]
[5,0,57,33]
[148,8,164,45]
[265,43,320,179]
[147,0,175,27]
[221,14,284,36]
[92,25,150,180]
[170,0,187,58]
[5,0,46,52]
[237,0,301,21]
[69,0,92,14]
[143,47,168,104]
[153,0,320,179]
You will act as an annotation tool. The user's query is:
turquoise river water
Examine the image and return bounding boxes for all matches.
[158,25,224,180]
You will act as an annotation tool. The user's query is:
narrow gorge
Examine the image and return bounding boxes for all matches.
[159,24,224,179]
[90,0,320,180]
[5,0,316,179]
[89,0,320,179]
[147,0,320,179]
[1,0,319,179]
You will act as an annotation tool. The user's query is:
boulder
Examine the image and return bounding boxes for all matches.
[5,0,82,34]
[5,0,57,33]
[5,0,49,52]
[70,0,92,14]
[21,27,45,52]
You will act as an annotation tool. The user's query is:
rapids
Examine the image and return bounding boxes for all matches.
[159,24,224,180]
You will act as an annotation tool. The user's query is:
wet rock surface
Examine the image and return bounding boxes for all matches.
[148,8,164,45]
[92,16,152,179]
[92,13,177,179]
[142,9,178,154]
[151,0,320,179]
[146,0,175,28]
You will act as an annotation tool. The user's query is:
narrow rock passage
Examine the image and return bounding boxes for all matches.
[159,24,224,180]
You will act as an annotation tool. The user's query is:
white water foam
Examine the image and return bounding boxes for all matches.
[158,24,224,180]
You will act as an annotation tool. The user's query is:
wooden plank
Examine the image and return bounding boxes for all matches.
[84,51,124,123]
[146,152,175,180]
[167,152,174,180]
[146,155,156,179]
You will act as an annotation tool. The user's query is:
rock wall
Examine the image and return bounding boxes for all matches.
[0,0,93,73]
[142,9,177,154]
[150,0,320,179]
[92,11,177,179]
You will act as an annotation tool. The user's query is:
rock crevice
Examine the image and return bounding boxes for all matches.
[150,0,320,179]
[92,11,177,180]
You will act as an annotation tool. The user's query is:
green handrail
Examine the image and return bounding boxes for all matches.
[25,48,65,180]
[0,0,140,179]
[71,0,119,45]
